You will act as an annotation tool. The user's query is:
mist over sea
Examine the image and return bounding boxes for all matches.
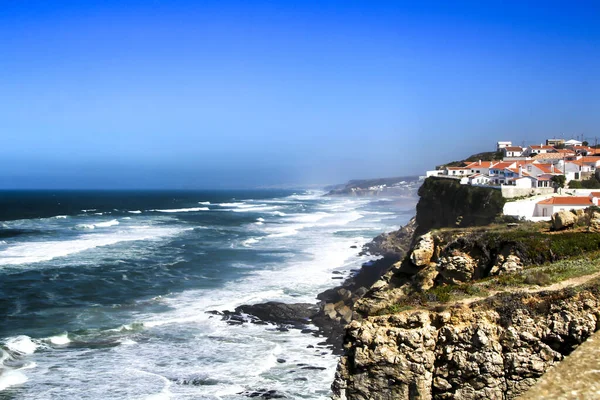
[0,190,415,399]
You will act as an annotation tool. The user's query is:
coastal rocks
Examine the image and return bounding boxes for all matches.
[238,389,287,399]
[332,289,600,400]
[414,262,439,291]
[233,302,319,326]
[437,251,477,284]
[410,232,435,266]
[361,217,417,260]
[588,211,600,232]
[490,253,523,276]
[551,210,576,231]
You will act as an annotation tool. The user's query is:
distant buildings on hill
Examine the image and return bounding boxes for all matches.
[426,138,600,192]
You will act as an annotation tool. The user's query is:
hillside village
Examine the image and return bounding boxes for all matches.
[426,138,600,221]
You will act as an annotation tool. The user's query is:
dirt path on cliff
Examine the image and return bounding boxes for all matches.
[459,271,600,306]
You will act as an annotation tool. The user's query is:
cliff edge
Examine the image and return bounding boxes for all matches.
[332,178,600,399]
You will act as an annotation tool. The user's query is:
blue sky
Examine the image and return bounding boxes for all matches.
[0,0,598,188]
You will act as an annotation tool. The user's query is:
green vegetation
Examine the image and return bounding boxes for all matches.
[483,253,600,290]
[415,177,505,236]
[375,225,600,316]
[569,180,583,188]
[569,176,600,189]
[483,229,600,265]
[440,151,503,168]
[551,175,566,188]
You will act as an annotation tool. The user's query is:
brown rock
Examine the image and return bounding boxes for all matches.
[410,232,435,267]
[551,210,576,230]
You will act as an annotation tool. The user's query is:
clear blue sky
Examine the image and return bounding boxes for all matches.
[0,0,598,188]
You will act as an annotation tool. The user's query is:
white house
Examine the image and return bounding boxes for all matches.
[503,146,524,157]
[497,141,512,151]
[513,176,537,188]
[426,170,443,177]
[466,160,496,176]
[565,139,583,147]
[524,144,556,156]
[468,174,492,185]
[445,166,471,176]
[534,196,593,217]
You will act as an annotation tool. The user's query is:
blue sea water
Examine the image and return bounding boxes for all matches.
[0,190,416,399]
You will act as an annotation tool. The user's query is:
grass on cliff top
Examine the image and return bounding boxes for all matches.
[377,251,600,316]
[482,252,600,290]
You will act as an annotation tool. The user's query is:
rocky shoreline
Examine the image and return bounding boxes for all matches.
[215,177,600,399]
[211,216,417,354]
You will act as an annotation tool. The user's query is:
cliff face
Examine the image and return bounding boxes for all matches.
[415,177,505,237]
[331,178,600,399]
[332,286,600,400]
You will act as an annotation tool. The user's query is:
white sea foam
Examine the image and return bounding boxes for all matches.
[48,333,70,345]
[95,219,119,228]
[1,193,416,399]
[122,217,131,220]
[198,201,211,205]
[0,226,182,266]
[232,206,281,213]
[81,209,97,212]
[241,237,261,247]
[128,210,142,214]
[215,202,246,207]
[74,224,96,230]
[4,336,38,355]
[0,369,28,391]
[151,207,209,213]
[52,215,68,219]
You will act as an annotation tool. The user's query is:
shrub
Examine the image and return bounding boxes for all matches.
[524,271,552,286]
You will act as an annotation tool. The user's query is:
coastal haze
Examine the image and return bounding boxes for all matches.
[1,1,598,189]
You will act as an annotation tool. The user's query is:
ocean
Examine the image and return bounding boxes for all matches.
[0,190,416,399]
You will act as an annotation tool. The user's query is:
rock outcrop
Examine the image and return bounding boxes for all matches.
[332,286,600,400]
[410,232,435,266]
[415,177,505,237]
[551,210,576,230]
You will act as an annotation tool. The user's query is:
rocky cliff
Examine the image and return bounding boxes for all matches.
[331,180,600,399]
[415,177,505,237]
[332,284,600,399]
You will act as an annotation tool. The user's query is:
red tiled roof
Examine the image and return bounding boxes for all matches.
[490,162,515,170]
[535,164,562,174]
[465,161,496,168]
[538,197,593,205]
[533,153,565,160]
[590,192,600,198]
[504,146,523,152]
[530,145,555,150]
[554,149,576,154]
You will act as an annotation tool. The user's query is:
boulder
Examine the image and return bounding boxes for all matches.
[490,254,523,276]
[589,211,600,232]
[234,302,318,326]
[438,251,477,284]
[551,210,576,231]
[410,232,435,267]
[414,262,439,291]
